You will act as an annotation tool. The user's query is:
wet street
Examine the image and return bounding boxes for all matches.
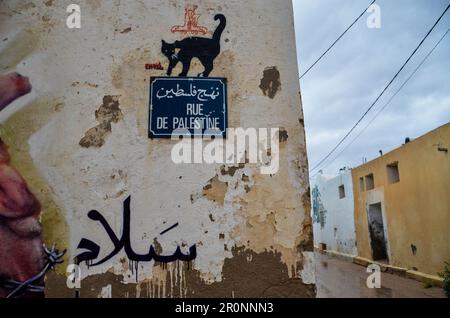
[315,253,446,298]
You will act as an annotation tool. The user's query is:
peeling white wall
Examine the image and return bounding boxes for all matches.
[0,0,313,297]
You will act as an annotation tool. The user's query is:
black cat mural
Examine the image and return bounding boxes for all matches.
[162,14,226,77]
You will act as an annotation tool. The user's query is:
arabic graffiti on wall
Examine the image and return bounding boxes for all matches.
[75,196,197,281]
[155,83,222,102]
[171,6,209,35]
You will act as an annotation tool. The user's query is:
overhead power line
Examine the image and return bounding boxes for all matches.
[299,0,377,80]
[310,4,450,173]
[310,28,450,178]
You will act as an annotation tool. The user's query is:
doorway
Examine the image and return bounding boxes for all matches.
[367,203,388,262]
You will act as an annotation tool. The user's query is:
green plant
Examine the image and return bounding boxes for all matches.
[439,260,450,298]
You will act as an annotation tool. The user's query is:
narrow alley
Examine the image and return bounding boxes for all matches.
[316,253,446,298]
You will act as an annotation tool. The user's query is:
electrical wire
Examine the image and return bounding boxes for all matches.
[310,27,450,179]
[299,0,377,79]
[310,4,450,173]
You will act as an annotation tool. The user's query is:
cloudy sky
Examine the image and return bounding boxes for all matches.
[292,0,450,177]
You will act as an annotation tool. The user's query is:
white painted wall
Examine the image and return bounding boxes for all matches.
[312,170,357,255]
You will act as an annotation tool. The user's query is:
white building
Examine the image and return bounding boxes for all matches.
[312,170,357,256]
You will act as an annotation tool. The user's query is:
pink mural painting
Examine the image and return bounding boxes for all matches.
[171,5,209,35]
[0,72,32,111]
[0,73,64,298]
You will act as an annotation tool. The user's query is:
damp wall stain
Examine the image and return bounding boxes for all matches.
[259,66,281,99]
[202,175,228,206]
[279,128,289,143]
[79,96,123,148]
[229,144,313,278]
[45,247,315,298]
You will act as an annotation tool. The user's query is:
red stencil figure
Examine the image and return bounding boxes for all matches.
[171,6,208,35]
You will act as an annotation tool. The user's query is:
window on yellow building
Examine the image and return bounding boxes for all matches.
[387,162,400,184]
[365,174,375,190]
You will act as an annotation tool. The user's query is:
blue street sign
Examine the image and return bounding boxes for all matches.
[149,77,228,138]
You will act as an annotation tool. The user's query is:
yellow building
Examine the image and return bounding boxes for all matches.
[352,123,450,279]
